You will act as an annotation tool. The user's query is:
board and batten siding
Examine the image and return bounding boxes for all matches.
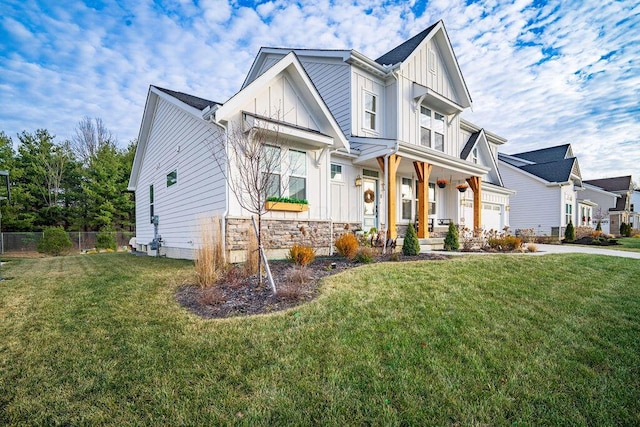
[135,97,226,257]
[253,53,351,138]
[403,38,460,104]
[352,69,385,137]
[499,164,562,235]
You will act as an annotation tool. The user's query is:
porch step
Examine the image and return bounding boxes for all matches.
[395,237,445,252]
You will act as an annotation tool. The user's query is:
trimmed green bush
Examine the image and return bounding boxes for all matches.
[402,223,420,256]
[564,221,576,242]
[96,227,117,251]
[37,227,73,256]
[444,222,459,251]
[620,222,631,237]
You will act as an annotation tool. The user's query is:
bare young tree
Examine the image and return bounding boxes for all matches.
[71,117,115,164]
[208,114,302,294]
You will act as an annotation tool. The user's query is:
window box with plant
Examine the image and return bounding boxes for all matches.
[265,197,309,212]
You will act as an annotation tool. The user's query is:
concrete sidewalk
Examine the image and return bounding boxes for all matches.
[532,244,640,259]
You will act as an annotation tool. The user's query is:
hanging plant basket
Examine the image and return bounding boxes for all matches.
[456,184,468,193]
[437,179,448,188]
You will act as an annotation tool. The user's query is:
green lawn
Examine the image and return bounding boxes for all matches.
[616,237,640,252]
[1,253,639,425]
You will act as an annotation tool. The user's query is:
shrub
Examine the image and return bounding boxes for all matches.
[335,233,358,260]
[444,222,459,251]
[517,228,536,243]
[37,227,73,256]
[619,222,631,237]
[487,235,522,251]
[575,226,594,240]
[402,222,420,256]
[564,221,575,242]
[244,226,259,275]
[355,246,376,263]
[526,243,538,253]
[96,227,117,251]
[288,243,316,266]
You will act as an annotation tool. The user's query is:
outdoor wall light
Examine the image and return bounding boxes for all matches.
[355,175,362,187]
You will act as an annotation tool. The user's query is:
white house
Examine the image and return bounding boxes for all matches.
[582,175,635,235]
[498,144,586,237]
[128,20,513,260]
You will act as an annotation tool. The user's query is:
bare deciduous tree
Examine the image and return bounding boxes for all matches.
[71,117,115,164]
[209,114,302,294]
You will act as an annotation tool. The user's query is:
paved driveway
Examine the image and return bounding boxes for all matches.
[534,244,640,259]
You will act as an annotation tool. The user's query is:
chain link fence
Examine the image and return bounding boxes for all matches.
[1,232,134,254]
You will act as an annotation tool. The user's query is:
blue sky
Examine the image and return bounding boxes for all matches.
[1,0,638,180]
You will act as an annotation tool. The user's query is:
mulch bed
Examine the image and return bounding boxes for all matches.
[176,252,450,319]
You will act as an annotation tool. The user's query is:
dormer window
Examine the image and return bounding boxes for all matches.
[420,106,445,151]
[363,91,377,131]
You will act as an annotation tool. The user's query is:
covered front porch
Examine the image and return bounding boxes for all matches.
[353,140,490,240]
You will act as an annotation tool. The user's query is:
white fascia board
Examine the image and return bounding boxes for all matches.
[460,118,507,144]
[244,114,333,147]
[583,183,621,198]
[483,181,516,196]
[399,142,490,176]
[128,88,159,191]
[413,82,464,115]
[347,50,389,77]
[150,86,205,120]
[577,199,598,207]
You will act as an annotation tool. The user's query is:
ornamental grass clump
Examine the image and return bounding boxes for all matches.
[444,222,459,251]
[402,223,420,256]
[288,243,316,266]
[487,235,522,251]
[195,216,225,287]
[355,246,376,263]
[335,233,358,260]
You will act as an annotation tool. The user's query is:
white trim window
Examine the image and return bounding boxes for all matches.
[166,169,177,188]
[262,145,281,199]
[401,177,413,221]
[471,147,478,164]
[288,149,307,200]
[420,106,445,151]
[565,203,573,225]
[330,163,343,181]
[363,91,377,131]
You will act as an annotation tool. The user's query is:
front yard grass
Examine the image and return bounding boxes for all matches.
[616,237,640,252]
[1,253,639,425]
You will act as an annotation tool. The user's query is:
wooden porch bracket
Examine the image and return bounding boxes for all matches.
[413,161,432,238]
[377,154,402,239]
[466,176,482,231]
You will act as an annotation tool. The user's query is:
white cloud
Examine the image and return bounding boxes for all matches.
[0,0,637,179]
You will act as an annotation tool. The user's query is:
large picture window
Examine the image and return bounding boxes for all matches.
[420,107,445,151]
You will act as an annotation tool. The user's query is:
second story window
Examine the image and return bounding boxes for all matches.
[363,91,377,131]
[420,106,445,151]
[472,147,478,164]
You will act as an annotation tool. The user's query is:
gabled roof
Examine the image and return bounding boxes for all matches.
[153,86,220,111]
[375,22,439,66]
[460,131,480,160]
[509,144,572,163]
[519,157,577,183]
[215,51,349,152]
[583,175,632,192]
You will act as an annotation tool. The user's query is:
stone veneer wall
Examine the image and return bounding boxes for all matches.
[226,217,361,262]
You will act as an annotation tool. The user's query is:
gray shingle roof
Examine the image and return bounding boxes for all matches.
[510,144,571,163]
[153,86,220,111]
[519,158,576,183]
[460,131,480,160]
[375,22,439,66]
[583,175,632,192]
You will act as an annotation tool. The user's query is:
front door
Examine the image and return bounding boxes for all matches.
[363,178,378,232]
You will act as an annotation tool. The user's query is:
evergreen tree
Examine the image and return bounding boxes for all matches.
[402,222,420,256]
[595,220,602,231]
[444,222,459,251]
[564,221,575,241]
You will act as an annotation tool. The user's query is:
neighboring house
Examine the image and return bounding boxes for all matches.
[631,189,640,231]
[128,20,513,260]
[582,176,635,235]
[498,144,585,237]
[579,183,619,234]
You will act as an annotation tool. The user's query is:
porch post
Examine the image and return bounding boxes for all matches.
[466,176,482,231]
[377,154,401,239]
[413,161,432,238]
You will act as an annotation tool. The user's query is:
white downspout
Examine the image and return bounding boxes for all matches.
[208,110,229,262]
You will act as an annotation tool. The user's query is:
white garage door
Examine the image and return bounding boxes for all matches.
[483,203,503,231]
